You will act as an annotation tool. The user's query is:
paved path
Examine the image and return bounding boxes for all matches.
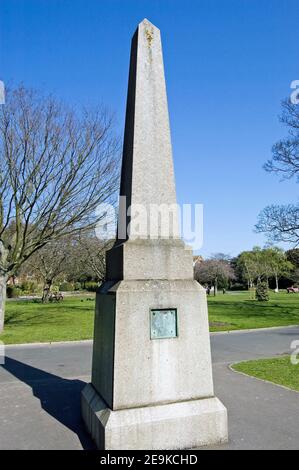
[0,326,298,449]
[211,327,299,450]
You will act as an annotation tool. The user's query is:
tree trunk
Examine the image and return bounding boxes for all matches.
[0,275,7,332]
[275,275,279,293]
[42,280,52,303]
[214,279,218,297]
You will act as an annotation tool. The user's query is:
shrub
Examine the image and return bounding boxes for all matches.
[84,281,99,292]
[256,280,269,301]
[59,282,74,292]
[74,282,81,291]
[7,286,20,298]
[20,280,38,293]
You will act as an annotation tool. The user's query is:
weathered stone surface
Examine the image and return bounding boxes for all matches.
[82,18,228,450]
[118,18,179,239]
[106,239,194,281]
[91,279,214,410]
[82,385,228,450]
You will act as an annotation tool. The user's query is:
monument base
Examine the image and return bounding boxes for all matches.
[82,383,228,450]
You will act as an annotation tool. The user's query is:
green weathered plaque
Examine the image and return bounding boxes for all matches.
[150,309,177,339]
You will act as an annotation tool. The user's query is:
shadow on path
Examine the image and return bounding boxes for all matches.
[1,357,95,449]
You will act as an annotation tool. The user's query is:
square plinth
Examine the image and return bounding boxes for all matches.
[91,279,215,410]
[82,383,228,450]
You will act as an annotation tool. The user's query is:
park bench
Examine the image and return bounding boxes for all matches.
[49,292,64,302]
[286,286,299,293]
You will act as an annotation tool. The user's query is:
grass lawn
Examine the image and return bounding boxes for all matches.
[0,290,298,344]
[208,291,299,332]
[0,294,95,344]
[232,356,299,392]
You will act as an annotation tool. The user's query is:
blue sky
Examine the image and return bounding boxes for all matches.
[1,0,298,257]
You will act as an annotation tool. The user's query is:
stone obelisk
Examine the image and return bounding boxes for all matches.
[81,19,228,450]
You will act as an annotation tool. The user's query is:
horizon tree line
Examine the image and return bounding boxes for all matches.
[194,247,298,300]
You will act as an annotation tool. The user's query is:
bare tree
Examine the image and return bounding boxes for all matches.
[66,233,112,284]
[256,204,299,246]
[21,233,113,301]
[264,99,299,180]
[256,99,299,245]
[76,234,111,283]
[22,238,72,302]
[0,86,119,330]
[194,255,235,296]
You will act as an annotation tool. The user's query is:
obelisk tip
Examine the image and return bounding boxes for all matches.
[138,18,160,31]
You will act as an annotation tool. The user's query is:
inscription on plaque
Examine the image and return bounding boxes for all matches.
[150,309,177,339]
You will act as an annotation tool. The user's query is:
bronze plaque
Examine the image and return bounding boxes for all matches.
[150,309,177,339]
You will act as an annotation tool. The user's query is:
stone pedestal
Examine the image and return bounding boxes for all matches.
[82,259,228,449]
[81,18,227,449]
[82,385,227,450]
